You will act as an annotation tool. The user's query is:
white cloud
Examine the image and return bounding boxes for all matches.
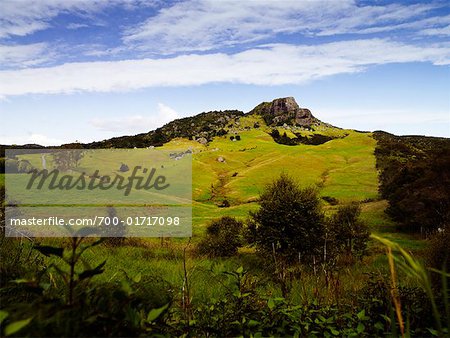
[0,0,104,38]
[66,23,89,30]
[0,43,50,69]
[0,39,449,98]
[0,0,159,39]
[421,25,450,37]
[123,0,446,53]
[0,133,64,146]
[90,103,179,133]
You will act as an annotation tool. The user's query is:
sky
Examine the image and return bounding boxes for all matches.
[0,0,449,146]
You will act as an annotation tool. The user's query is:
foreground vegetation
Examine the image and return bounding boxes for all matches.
[1,173,448,336]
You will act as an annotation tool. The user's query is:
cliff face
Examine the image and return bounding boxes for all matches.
[249,97,320,127]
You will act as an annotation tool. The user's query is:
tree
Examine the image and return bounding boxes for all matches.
[52,150,84,171]
[327,204,369,261]
[426,226,449,286]
[197,216,243,257]
[249,173,325,262]
[102,206,125,246]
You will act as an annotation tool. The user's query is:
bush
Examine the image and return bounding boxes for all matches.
[218,199,230,208]
[0,238,173,337]
[102,206,126,246]
[327,204,370,261]
[249,173,325,262]
[197,217,243,257]
[322,196,339,205]
[426,227,450,284]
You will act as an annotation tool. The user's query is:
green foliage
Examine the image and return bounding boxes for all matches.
[188,267,376,337]
[373,131,450,233]
[327,204,370,261]
[102,206,126,246]
[33,236,106,305]
[270,129,344,146]
[4,158,35,173]
[197,216,243,257]
[373,235,450,336]
[426,228,450,285]
[249,173,325,262]
[52,149,84,171]
[88,109,244,148]
[358,272,435,336]
[0,234,174,337]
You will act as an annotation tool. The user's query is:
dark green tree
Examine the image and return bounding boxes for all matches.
[327,204,369,260]
[249,173,325,262]
[197,216,243,257]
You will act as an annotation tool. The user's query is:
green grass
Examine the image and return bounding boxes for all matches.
[187,128,379,227]
[11,127,378,229]
[8,127,419,244]
[6,127,428,302]
[360,200,426,251]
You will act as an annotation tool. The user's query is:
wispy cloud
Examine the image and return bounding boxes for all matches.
[0,43,52,69]
[1,39,448,98]
[420,24,450,37]
[0,0,160,39]
[123,0,447,53]
[0,0,103,38]
[66,23,89,30]
[90,103,179,133]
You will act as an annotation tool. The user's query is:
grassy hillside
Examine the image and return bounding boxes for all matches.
[189,127,378,227]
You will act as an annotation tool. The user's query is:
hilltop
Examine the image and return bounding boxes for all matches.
[83,97,330,149]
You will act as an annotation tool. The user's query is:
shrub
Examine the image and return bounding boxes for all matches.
[327,204,370,261]
[322,196,339,205]
[249,173,325,262]
[197,217,243,257]
[426,227,450,284]
[218,199,230,208]
[102,206,126,246]
[0,237,173,337]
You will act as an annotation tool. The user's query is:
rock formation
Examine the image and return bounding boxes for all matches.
[249,97,320,127]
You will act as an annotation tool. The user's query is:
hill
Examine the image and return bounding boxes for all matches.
[1,97,380,233]
[1,97,448,237]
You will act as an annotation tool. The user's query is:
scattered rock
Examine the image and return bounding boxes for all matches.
[119,163,129,172]
[217,156,225,163]
[197,137,208,144]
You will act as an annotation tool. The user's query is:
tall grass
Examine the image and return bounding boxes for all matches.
[373,234,449,337]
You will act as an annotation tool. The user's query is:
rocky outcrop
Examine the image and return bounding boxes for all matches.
[249,97,320,127]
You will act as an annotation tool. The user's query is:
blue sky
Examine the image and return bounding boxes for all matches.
[0,0,449,145]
